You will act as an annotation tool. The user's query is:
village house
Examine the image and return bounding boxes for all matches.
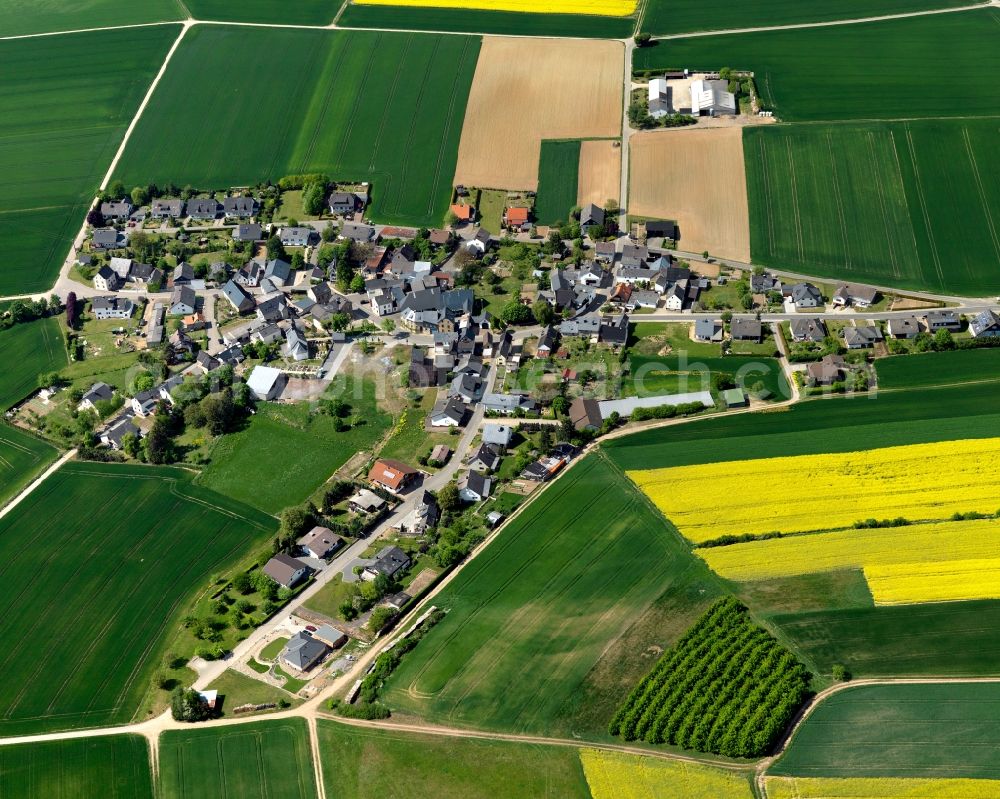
[279,226,314,247]
[468,443,501,472]
[481,423,513,450]
[481,392,537,416]
[645,219,677,242]
[91,296,135,320]
[787,282,823,309]
[100,415,141,450]
[263,552,311,589]
[187,198,220,220]
[843,323,883,349]
[284,326,310,361]
[730,317,763,342]
[169,285,196,316]
[222,196,258,218]
[694,318,724,343]
[580,203,605,229]
[78,382,113,412]
[569,397,603,432]
[93,266,119,292]
[466,228,492,256]
[923,310,962,332]
[233,223,262,242]
[328,191,359,215]
[969,309,1000,338]
[246,365,287,400]
[368,459,418,494]
[92,228,124,250]
[458,471,492,502]
[789,317,828,343]
[151,198,184,219]
[279,631,327,672]
[398,492,439,536]
[806,354,847,385]
[221,279,255,314]
[832,283,880,308]
[298,526,343,560]
[362,546,411,581]
[430,397,468,428]
[887,316,921,339]
[100,199,133,220]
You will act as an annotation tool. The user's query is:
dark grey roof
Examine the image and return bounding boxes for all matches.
[234,223,262,241]
[223,196,258,216]
[281,632,327,670]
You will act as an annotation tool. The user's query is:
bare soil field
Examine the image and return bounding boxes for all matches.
[454,37,623,190]
[577,139,621,207]
[629,127,750,262]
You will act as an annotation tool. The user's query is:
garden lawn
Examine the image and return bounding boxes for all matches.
[634,10,1000,122]
[206,669,301,717]
[197,380,391,514]
[626,354,789,400]
[0,424,58,509]
[744,120,1000,295]
[0,25,179,294]
[0,735,152,799]
[770,600,1000,677]
[0,462,276,735]
[113,26,481,227]
[534,140,581,225]
[876,349,1000,390]
[184,0,335,23]
[640,0,974,35]
[381,452,722,738]
[0,0,181,37]
[771,683,1000,779]
[0,317,68,410]
[338,4,636,37]
[603,380,1000,472]
[158,719,316,799]
[317,720,591,798]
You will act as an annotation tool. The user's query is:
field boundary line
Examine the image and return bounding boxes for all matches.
[887,129,923,271]
[903,124,946,288]
[823,131,851,270]
[961,126,1000,264]
[783,137,804,259]
[0,20,182,42]
[653,1,991,39]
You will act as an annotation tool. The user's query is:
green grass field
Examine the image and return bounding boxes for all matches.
[0,317,68,410]
[745,120,1000,295]
[603,380,1000,471]
[876,349,1000,389]
[0,25,179,294]
[534,140,581,226]
[0,0,181,37]
[0,461,276,735]
[158,719,317,799]
[338,4,636,37]
[771,683,1000,778]
[197,381,391,514]
[640,0,974,35]
[382,452,722,738]
[184,0,335,24]
[626,354,789,400]
[317,720,591,798]
[113,26,481,227]
[0,424,58,509]
[770,601,1000,678]
[635,10,1000,122]
[0,735,152,799]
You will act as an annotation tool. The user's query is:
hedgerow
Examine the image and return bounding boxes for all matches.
[609,597,810,758]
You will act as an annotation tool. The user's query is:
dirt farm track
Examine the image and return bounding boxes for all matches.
[453,37,624,191]
[629,127,751,263]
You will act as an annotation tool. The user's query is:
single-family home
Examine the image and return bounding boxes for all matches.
[173,262,194,285]
[580,203,605,229]
[93,266,120,292]
[368,459,418,493]
[536,326,559,357]
[246,365,287,400]
[92,228,124,250]
[221,279,255,314]
[504,206,530,229]
[632,290,660,309]
[398,492,439,536]
[169,285,196,316]
[969,310,1000,338]
[279,227,314,247]
[233,223,262,242]
[151,198,184,219]
[645,219,677,241]
[806,354,847,385]
[263,552,310,589]
[458,471,492,503]
[789,317,828,343]
[730,317,763,342]
[595,241,616,264]
[328,192,359,215]
[468,443,501,473]
[251,323,283,346]
[256,294,290,323]
[788,282,823,309]
[341,223,376,243]
[298,526,343,560]
[832,283,880,308]
[222,196,258,218]
[130,262,162,287]
[194,351,220,374]
[923,311,962,332]
[284,326,310,361]
[279,631,327,671]
[108,256,132,281]
[481,424,513,450]
[100,199,133,220]
[349,489,386,514]
[599,314,630,348]
[78,382,114,412]
[91,296,134,320]
[450,203,476,224]
[430,397,467,428]
[362,546,411,581]
[187,198,220,220]
[843,324,883,349]
[887,316,921,339]
[620,244,649,269]
[750,272,781,295]
[236,260,263,287]
[100,415,140,449]
[694,318,724,343]
[466,228,491,256]
[430,445,451,465]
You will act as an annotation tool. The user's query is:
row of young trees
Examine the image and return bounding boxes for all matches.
[608,597,811,758]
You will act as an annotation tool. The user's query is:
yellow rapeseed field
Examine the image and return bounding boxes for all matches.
[767,776,1000,798]
[628,437,1000,542]
[580,749,755,798]
[353,0,637,16]
[698,518,1000,604]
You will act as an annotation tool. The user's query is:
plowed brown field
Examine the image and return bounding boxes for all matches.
[577,139,621,207]
[454,37,623,190]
